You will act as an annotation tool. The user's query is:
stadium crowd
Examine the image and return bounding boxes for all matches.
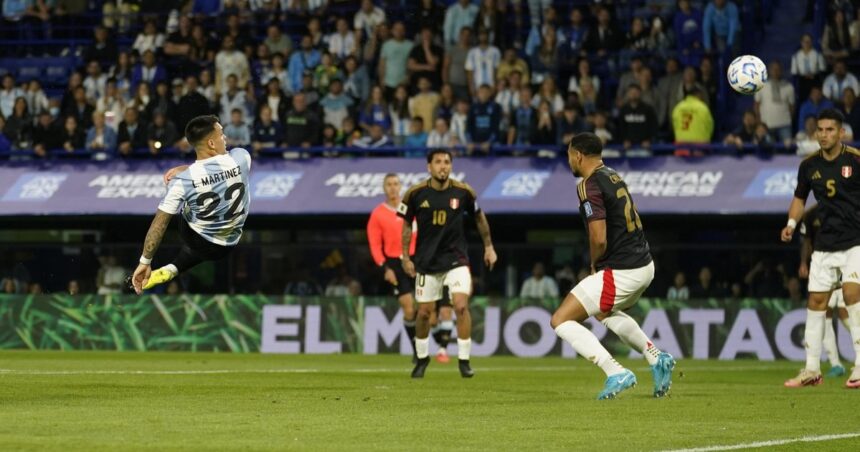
[0,0,843,158]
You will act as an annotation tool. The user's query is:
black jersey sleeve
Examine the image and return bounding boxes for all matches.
[794,158,811,200]
[463,182,480,215]
[397,187,417,222]
[579,177,606,222]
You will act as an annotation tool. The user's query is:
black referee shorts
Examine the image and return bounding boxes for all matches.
[385,257,414,297]
[171,219,234,273]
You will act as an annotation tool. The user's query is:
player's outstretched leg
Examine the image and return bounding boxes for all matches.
[452,294,473,378]
[143,264,178,290]
[412,302,434,378]
[552,294,635,400]
[823,312,845,377]
[785,302,827,387]
[601,311,674,397]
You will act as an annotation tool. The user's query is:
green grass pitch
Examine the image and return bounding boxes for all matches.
[0,351,857,451]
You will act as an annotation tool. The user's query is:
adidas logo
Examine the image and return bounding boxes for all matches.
[420,200,430,208]
[849,272,859,280]
[812,170,822,180]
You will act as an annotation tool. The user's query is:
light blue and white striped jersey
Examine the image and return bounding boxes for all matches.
[465,46,501,91]
[158,148,252,247]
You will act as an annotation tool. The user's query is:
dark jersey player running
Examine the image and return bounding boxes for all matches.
[398,148,497,379]
[550,132,675,400]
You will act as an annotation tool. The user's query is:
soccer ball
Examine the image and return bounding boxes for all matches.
[727,55,768,95]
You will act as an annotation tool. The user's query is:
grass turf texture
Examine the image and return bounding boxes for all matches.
[0,351,857,451]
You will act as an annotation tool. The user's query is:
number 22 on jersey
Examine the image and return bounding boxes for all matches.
[616,187,642,232]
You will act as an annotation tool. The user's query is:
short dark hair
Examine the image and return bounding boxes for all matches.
[426,148,453,163]
[185,115,220,145]
[568,132,603,156]
[817,108,845,124]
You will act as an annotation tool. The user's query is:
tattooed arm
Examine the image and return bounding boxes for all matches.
[131,210,173,294]
[401,220,416,277]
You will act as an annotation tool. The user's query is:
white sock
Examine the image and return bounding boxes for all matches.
[457,338,471,360]
[555,321,625,377]
[162,264,179,276]
[601,312,660,366]
[440,320,454,330]
[823,316,841,367]
[804,309,826,373]
[846,303,860,367]
[415,337,429,359]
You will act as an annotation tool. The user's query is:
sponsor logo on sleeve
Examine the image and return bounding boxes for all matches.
[2,173,68,201]
[397,202,408,214]
[583,201,593,217]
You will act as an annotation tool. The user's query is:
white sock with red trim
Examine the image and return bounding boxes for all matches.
[845,303,860,367]
[555,320,624,377]
[823,316,841,367]
[601,312,660,366]
[804,309,826,373]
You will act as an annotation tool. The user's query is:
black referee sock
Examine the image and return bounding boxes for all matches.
[403,320,417,355]
[433,328,452,349]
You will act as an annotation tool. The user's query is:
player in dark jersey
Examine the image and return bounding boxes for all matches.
[550,132,675,400]
[781,108,860,388]
[798,205,850,378]
[398,149,497,378]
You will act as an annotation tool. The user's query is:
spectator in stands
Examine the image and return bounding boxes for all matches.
[389,85,411,144]
[176,76,210,133]
[84,61,108,103]
[67,279,80,295]
[252,104,284,153]
[32,112,58,157]
[533,78,565,117]
[744,258,787,298]
[324,265,358,297]
[409,77,440,133]
[147,81,177,125]
[261,53,290,96]
[797,85,833,130]
[108,52,133,99]
[556,102,587,146]
[362,22,389,74]
[450,98,469,145]
[188,23,216,67]
[559,7,588,66]
[0,75,24,119]
[65,86,95,130]
[218,74,248,126]
[0,117,10,155]
[285,93,319,148]
[691,266,724,298]
[342,56,370,104]
[428,117,454,148]
[474,0,504,48]
[584,6,621,58]
[102,0,134,32]
[118,108,148,156]
[723,110,758,148]
[86,111,117,155]
[508,87,537,145]
[132,19,165,56]
[616,57,645,107]
[497,49,530,86]
[667,271,690,300]
[791,33,827,102]
[444,0,479,48]
[443,27,472,101]
[519,262,559,299]
[533,100,557,146]
[636,66,658,111]
[288,35,321,93]
[259,79,287,123]
[496,71,523,119]
[96,79,125,132]
[339,117,361,146]
[320,79,353,131]
[702,0,739,55]
[329,17,357,63]
[96,255,125,295]
[822,60,860,101]
[674,0,703,66]
[164,15,193,61]
[672,86,713,148]
[655,58,682,129]
[3,97,31,150]
[408,27,443,89]
[823,9,851,62]
[435,84,456,121]
[83,26,118,66]
[699,57,718,107]
[404,117,429,155]
[795,115,820,156]
[354,123,391,148]
[625,17,650,60]
[379,22,414,100]
[131,50,167,93]
[146,111,180,155]
[215,35,251,93]
[413,0,444,37]
[647,17,672,59]
[359,85,390,133]
[264,23,293,57]
[567,58,600,100]
[313,52,342,95]
[592,111,613,146]
[224,108,252,147]
[224,13,253,53]
[529,26,559,88]
[59,115,85,153]
[754,61,795,145]
[839,87,860,134]
[24,80,49,117]
[467,84,502,153]
[618,84,657,151]
[353,0,386,43]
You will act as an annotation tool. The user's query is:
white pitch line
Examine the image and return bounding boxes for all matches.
[663,432,860,452]
[0,365,794,376]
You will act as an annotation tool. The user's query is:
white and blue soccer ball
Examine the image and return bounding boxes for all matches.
[727,55,768,95]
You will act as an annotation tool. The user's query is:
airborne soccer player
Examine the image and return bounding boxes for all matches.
[130,115,251,294]
[551,132,674,400]
[399,149,497,379]
[782,108,860,389]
